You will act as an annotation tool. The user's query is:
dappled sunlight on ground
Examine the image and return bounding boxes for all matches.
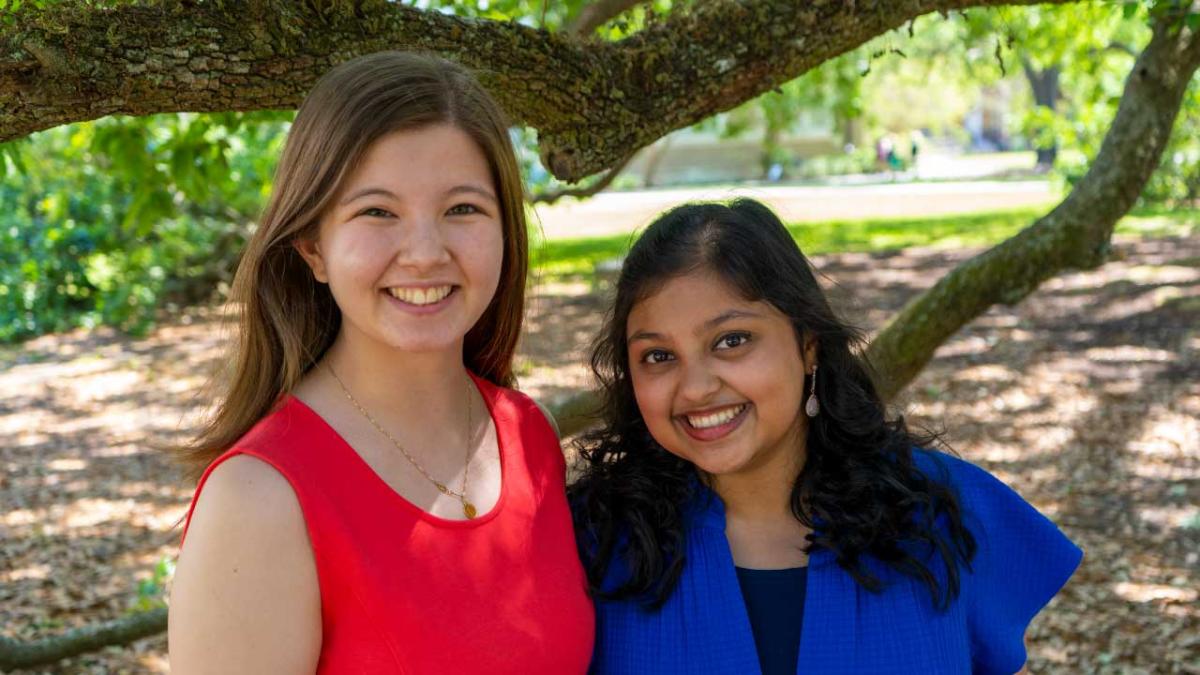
[1,235,1197,672]
[899,236,1200,671]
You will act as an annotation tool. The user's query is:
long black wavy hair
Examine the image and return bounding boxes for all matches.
[569,198,977,610]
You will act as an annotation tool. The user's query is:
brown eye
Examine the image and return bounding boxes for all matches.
[641,349,674,365]
[715,332,751,350]
[447,203,480,216]
[358,207,393,218]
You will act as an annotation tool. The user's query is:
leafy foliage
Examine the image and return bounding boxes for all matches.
[0,111,290,341]
[132,557,175,612]
[954,2,1199,201]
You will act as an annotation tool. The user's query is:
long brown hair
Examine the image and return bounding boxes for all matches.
[181,52,528,481]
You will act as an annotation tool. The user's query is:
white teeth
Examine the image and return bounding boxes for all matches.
[686,404,746,429]
[388,285,452,306]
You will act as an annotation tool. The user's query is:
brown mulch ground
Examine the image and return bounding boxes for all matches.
[1,234,1197,673]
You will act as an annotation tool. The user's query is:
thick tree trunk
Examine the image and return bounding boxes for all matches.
[1022,58,1061,168]
[866,12,1200,400]
[2,0,1076,181]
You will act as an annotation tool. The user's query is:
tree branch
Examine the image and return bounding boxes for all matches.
[865,10,1200,400]
[565,0,647,36]
[529,153,633,205]
[3,0,1079,181]
[0,1,606,159]
[543,7,1200,423]
[0,608,167,671]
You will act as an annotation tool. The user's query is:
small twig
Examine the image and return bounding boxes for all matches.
[529,154,633,205]
[565,0,647,36]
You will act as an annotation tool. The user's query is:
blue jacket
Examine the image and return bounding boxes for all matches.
[588,450,1082,674]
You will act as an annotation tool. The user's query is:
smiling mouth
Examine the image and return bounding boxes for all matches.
[386,285,455,306]
[684,403,748,429]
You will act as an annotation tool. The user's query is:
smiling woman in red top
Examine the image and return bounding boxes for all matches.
[168,52,593,674]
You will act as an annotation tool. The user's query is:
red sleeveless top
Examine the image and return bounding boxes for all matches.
[182,375,595,673]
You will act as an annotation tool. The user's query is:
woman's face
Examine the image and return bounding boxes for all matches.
[625,270,815,480]
[297,123,504,354]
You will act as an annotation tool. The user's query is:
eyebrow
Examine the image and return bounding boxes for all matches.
[627,309,763,344]
[702,309,763,330]
[339,187,398,206]
[338,184,498,206]
[447,184,498,204]
[628,330,664,345]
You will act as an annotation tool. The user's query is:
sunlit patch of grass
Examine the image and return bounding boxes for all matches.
[528,206,1200,280]
[529,230,641,279]
[787,208,1041,254]
[1117,206,1200,238]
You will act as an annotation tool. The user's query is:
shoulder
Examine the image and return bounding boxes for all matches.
[910,447,1011,502]
[532,397,561,439]
[486,381,561,441]
[909,448,1056,530]
[192,454,306,527]
[907,448,1084,587]
[910,447,974,482]
[177,454,314,585]
[171,454,321,673]
[236,396,320,452]
[909,451,1082,673]
[909,448,1043,548]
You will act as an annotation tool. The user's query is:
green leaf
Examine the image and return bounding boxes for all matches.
[154,556,176,581]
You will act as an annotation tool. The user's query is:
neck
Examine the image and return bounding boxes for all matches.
[709,432,806,524]
[319,325,472,424]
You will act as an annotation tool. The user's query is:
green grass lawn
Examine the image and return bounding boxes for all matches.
[529,206,1200,279]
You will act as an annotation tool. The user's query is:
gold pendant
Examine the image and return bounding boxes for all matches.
[462,501,477,519]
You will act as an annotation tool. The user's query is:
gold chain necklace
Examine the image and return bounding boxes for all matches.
[325,362,477,519]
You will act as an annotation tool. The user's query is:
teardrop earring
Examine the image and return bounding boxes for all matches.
[805,364,820,418]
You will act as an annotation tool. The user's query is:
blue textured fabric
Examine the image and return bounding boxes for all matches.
[588,450,1083,674]
[735,566,807,675]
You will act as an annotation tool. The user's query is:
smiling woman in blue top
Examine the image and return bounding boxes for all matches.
[569,199,1083,675]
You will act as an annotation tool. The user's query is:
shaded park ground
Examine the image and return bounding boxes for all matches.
[1,211,1198,673]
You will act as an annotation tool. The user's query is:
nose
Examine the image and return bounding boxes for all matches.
[395,216,452,272]
[678,358,721,407]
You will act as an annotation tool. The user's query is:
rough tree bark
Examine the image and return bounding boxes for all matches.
[3,0,1077,181]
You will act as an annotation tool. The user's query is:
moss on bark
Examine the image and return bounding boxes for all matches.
[3,0,1077,181]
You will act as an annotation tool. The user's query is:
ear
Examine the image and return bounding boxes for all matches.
[801,332,818,372]
[293,236,329,284]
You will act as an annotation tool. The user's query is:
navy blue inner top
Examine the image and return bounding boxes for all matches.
[735,566,808,675]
